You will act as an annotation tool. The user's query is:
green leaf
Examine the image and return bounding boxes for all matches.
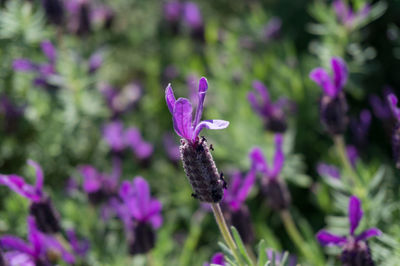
[231,226,253,265]
[257,240,268,266]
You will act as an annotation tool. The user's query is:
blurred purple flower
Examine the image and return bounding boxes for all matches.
[263,17,282,41]
[310,57,349,135]
[0,95,24,132]
[266,249,297,266]
[0,217,75,265]
[317,163,341,179]
[66,229,90,258]
[182,2,203,30]
[333,0,370,28]
[250,135,291,211]
[346,145,359,168]
[100,82,142,116]
[163,133,181,162]
[91,5,114,29]
[370,92,392,121]
[103,121,126,152]
[204,252,225,266]
[117,177,162,254]
[350,110,371,149]
[223,170,256,211]
[88,52,103,73]
[165,77,229,144]
[65,0,91,36]
[387,93,400,168]
[13,41,58,89]
[65,177,79,195]
[317,196,381,265]
[248,81,294,133]
[164,1,181,22]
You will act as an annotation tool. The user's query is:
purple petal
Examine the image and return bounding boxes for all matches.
[270,134,284,178]
[172,98,194,141]
[317,163,341,179]
[211,252,225,265]
[236,169,256,207]
[103,121,125,151]
[333,0,348,23]
[387,93,400,121]
[316,230,346,246]
[146,200,163,228]
[0,236,34,256]
[346,145,359,168]
[182,2,203,29]
[0,175,39,202]
[331,57,348,91]
[192,119,229,140]
[88,52,102,73]
[40,41,56,63]
[165,83,176,114]
[4,251,35,266]
[309,68,336,97]
[79,166,102,193]
[249,147,269,174]
[124,127,141,149]
[193,77,208,127]
[134,141,154,160]
[356,228,382,241]
[164,1,181,22]
[224,172,243,210]
[248,92,262,114]
[349,195,363,235]
[27,160,44,195]
[27,216,42,255]
[119,180,133,201]
[252,81,270,104]
[12,59,36,72]
[132,177,151,220]
[369,94,391,120]
[66,229,90,257]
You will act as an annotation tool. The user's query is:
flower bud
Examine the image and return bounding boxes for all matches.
[128,222,155,255]
[180,138,224,203]
[320,92,348,135]
[29,197,61,234]
[341,239,375,266]
[262,178,291,211]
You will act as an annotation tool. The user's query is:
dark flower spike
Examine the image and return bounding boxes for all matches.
[166,77,229,203]
[250,134,290,211]
[387,93,400,168]
[117,177,162,255]
[317,196,381,265]
[0,217,75,265]
[310,57,349,135]
[248,81,293,133]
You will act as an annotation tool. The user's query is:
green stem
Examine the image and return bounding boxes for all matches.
[333,135,360,187]
[211,203,243,265]
[280,210,316,265]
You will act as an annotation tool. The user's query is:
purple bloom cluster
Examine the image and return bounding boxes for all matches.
[116,177,162,255]
[310,57,349,135]
[250,134,290,211]
[333,0,371,29]
[248,81,294,133]
[164,1,203,30]
[103,121,153,160]
[165,77,229,144]
[317,196,381,265]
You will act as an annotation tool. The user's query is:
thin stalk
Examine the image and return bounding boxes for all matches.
[279,210,316,265]
[211,203,243,265]
[333,135,360,187]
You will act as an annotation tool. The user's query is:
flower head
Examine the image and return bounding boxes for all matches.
[165,77,229,144]
[248,81,293,133]
[182,2,203,30]
[317,196,381,264]
[0,217,75,265]
[223,170,256,212]
[333,0,371,29]
[310,57,349,135]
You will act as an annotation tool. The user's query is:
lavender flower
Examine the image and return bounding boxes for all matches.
[88,52,103,73]
[317,163,341,179]
[102,121,153,160]
[65,0,91,36]
[204,252,225,266]
[222,170,256,244]
[263,17,282,41]
[164,1,181,23]
[333,0,371,29]
[248,81,293,133]
[0,216,75,265]
[13,40,57,89]
[350,110,371,150]
[165,77,229,202]
[79,158,121,205]
[310,57,349,135]
[66,229,90,258]
[100,83,142,117]
[346,145,359,168]
[250,134,290,211]
[182,2,204,41]
[387,93,400,168]
[117,177,162,255]
[0,160,61,234]
[317,196,381,265]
